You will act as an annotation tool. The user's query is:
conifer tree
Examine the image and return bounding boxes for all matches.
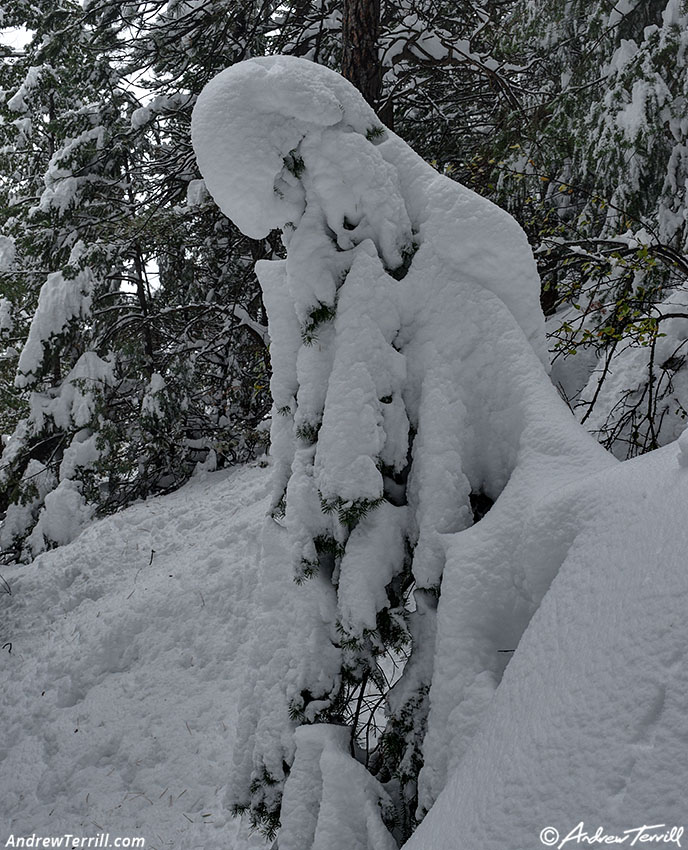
[0,0,273,559]
[485,0,688,457]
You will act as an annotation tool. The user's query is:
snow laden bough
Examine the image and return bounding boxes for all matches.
[191,56,612,847]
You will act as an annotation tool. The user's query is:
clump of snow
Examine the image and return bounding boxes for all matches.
[141,372,167,419]
[0,234,15,270]
[0,296,13,334]
[607,0,636,27]
[36,128,105,216]
[16,269,94,388]
[59,428,103,480]
[7,64,42,113]
[0,458,55,554]
[192,56,377,242]
[130,105,151,128]
[186,177,208,207]
[279,725,397,850]
[26,478,94,554]
[29,351,115,432]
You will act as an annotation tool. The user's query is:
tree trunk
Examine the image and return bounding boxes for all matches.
[342,0,382,111]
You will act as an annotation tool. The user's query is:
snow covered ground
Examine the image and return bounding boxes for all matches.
[3,442,687,850]
[0,463,271,850]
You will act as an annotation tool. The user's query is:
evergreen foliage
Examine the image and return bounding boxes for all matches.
[486,0,688,456]
[0,0,272,559]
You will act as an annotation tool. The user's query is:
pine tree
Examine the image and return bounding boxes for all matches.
[0,0,274,559]
[485,0,688,457]
[0,0,134,557]
[193,51,557,845]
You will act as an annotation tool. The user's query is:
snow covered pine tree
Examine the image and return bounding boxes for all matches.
[191,56,612,846]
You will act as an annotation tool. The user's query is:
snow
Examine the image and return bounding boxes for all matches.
[607,0,636,28]
[4,52,688,850]
[337,501,408,634]
[185,178,208,207]
[1,350,115,558]
[614,79,653,141]
[0,457,55,555]
[26,478,94,552]
[130,106,151,129]
[279,725,397,850]
[7,65,42,113]
[575,288,688,454]
[37,128,105,215]
[191,56,403,247]
[0,234,15,271]
[192,57,614,848]
[16,270,94,389]
[405,441,688,849]
[4,449,685,849]
[141,373,167,419]
[0,296,13,334]
[190,54,614,845]
[0,464,272,850]
[46,352,114,431]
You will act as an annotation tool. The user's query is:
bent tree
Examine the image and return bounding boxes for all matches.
[191,56,610,847]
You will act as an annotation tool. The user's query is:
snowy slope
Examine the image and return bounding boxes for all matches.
[2,448,687,849]
[0,463,271,850]
[406,440,688,849]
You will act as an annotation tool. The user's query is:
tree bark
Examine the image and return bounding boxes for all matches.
[342,0,382,111]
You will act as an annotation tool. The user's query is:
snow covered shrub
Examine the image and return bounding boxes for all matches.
[0,245,113,561]
[192,55,611,844]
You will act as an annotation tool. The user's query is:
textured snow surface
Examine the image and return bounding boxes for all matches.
[2,451,687,848]
[407,440,688,849]
[0,464,272,850]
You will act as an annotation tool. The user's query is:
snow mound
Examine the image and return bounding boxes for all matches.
[191,55,547,356]
[406,441,688,848]
[15,269,94,389]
